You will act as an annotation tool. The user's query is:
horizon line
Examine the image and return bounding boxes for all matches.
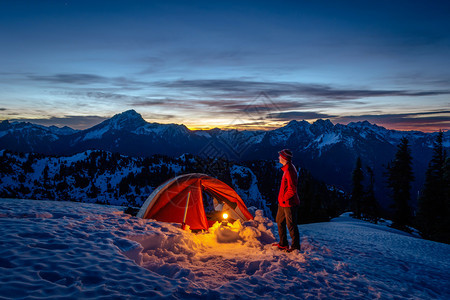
[2,115,448,134]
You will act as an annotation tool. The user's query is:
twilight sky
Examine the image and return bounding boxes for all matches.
[1,0,449,132]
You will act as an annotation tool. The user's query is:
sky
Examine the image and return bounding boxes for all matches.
[0,0,449,132]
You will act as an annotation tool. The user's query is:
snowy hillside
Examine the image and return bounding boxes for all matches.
[2,110,448,210]
[2,110,447,160]
[1,198,449,299]
[0,150,273,215]
[230,165,272,218]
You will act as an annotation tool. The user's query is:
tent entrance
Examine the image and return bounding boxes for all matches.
[202,187,243,226]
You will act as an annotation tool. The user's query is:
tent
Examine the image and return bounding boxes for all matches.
[137,173,254,230]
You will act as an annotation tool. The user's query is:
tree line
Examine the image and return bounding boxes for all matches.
[0,148,350,224]
[351,132,449,244]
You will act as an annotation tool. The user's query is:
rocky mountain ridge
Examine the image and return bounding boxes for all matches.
[1,110,448,209]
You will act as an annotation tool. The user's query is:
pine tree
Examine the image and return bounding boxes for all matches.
[444,157,450,210]
[351,157,364,218]
[363,166,379,223]
[417,131,449,242]
[443,157,450,242]
[387,137,414,229]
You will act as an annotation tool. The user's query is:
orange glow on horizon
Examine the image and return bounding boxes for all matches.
[184,120,448,133]
[185,121,287,131]
[185,124,284,131]
[184,123,448,133]
[376,123,449,133]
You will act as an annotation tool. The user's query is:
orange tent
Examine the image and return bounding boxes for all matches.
[137,173,254,230]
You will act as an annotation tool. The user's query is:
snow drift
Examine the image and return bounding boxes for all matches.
[0,198,449,299]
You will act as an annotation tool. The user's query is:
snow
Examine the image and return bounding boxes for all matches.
[305,133,341,156]
[193,130,212,138]
[230,165,272,219]
[81,110,148,141]
[178,153,197,164]
[214,129,265,150]
[249,132,265,144]
[133,123,169,136]
[269,130,293,146]
[133,123,190,137]
[316,133,340,149]
[343,136,355,148]
[36,125,78,136]
[82,126,110,141]
[1,198,449,299]
[13,122,60,139]
[2,150,267,208]
[49,126,79,135]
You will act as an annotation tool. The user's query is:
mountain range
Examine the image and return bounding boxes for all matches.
[1,109,449,209]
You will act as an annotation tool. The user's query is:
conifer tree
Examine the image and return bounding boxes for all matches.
[351,157,364,218]
[387,137,414,229]
[363,166,379,223]
[417,131,449,242]
[444,157,450,209]
[443,157,450,242]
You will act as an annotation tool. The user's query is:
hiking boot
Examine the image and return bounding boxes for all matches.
[272,243,289,250]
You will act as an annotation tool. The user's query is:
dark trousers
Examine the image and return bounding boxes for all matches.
[276,206,300,249]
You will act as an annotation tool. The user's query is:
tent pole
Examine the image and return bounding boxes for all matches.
[181,191,191,230]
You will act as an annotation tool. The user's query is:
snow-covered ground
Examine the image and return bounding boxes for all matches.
[0,199,449,299]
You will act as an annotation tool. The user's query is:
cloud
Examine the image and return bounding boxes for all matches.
[219,120,282,131]
[28,74,108,85]
[137,50,255,75]
[61,91,169,107]
[336,110,450,122]
[390,72,450,89]
[27,73,147,90]
[267,111,337,121]
[10,115,108,130]
[155,79,450,100]
[193,99,305,112]
[84,92,150,103]
[131,96,309,120]
[142,112,177,121]
[334,110,450,132]
[131,98,192,107]
[12,73,450,132]
[25,74,450,102]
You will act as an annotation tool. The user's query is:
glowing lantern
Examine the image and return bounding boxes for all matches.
[222,212,229,226]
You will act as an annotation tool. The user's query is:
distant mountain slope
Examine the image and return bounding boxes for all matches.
[0,149,272,215]
[1,110,448,209]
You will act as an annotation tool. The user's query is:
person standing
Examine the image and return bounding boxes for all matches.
[275,149,300,251]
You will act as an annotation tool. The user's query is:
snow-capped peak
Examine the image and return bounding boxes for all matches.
[45,125,79,135]
[133,122,190,137]
[107,110,147,130]
[284,119,311,131]
[347,120,386,132]
[310,119,334,133]
[79,110,147,141]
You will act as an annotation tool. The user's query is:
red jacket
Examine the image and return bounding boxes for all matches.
[278,162,300,207]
